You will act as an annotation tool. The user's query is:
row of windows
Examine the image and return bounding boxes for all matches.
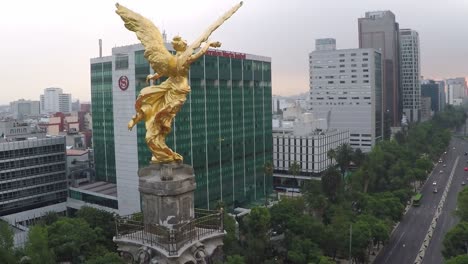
[0,154,65,170]
[0,144,64,160]
[0,163,66,181]
[0,182,67,202]
[0,173,66,191]
[0,191,67,217]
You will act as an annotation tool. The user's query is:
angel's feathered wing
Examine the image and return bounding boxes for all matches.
[115,3,172,75]
[181,1,243,60]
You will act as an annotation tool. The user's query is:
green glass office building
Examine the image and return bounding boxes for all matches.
[91,44,272,214]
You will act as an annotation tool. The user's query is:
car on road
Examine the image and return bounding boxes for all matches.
[439,159,443,163]
[433,188,438,193]
[463,181,466,186]
[465,167,468,171]
[433,181,437,186]
[440,170,444,173]
[443,164,447,167]
[465,152,468,156]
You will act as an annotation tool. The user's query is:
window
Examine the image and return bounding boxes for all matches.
[363,58,369,61]
[351,53,357,56]
[339,54,345,57]
[362,64,368,67]
[340,70,345,73]
[351,64,357,67]
[339,59,345,62]
[115,55,129,70]
[363,52,368,55]
[363,80,369,83]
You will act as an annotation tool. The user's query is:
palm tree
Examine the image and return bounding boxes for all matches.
[335,143,353,180]
[263,161,273,206]
[289,161,301,197]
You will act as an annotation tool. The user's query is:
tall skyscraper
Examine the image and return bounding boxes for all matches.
[399,29,420,123]
[309,39,383,152]
[359,11,401,128]
[90,43,272,214]
[9,99,40,120]
[40,88,72,114]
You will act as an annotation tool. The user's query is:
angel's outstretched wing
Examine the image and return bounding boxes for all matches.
[181,1,243,60]
[116,3,172,75]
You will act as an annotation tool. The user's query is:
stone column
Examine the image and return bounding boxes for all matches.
[138,162,196,228]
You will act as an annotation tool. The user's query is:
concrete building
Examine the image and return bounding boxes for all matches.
[420,97,431,122]
[40,88,72,114]
[359,11,401,127]
[309,39,383,152]
[0,121,67,221]
[446,78,467,105]
[90,43,272,214]
[272,113,349,187]
[9,99,40,120]
[421,79,445,112]
[400,29,420,122]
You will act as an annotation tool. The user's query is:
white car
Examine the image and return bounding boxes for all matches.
[443,164,447,167]
[463,181,466,186]
[433,181,437,186]
[440,170,443,173]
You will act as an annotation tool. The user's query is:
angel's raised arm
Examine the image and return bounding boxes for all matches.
[181,2,243,60]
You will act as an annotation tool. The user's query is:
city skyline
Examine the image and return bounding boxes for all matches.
[1,0,467,104]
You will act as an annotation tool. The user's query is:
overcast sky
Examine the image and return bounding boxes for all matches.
[1,0,467,104]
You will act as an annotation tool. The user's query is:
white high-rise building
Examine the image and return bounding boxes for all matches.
[400,29,420,123]
[40,88,72,113]
[446,78,467,105]
[309,39,383,152]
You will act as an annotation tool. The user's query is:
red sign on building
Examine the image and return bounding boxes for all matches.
[205,50,246,60]
[118,76,129,91]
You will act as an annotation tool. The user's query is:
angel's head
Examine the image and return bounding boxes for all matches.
[172,36,187,52]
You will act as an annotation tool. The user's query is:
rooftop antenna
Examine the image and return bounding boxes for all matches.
[99,39,102,58]
[162,30,167,43]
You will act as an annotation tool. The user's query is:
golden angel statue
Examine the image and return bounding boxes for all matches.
[115,2,243,164]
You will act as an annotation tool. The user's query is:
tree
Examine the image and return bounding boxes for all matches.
[38,211,60,226]
[47,217,98,263]
[226,255,245,264]
[321,166,342,202]
[442,221,468,259]
[264,161,274,205]
[327,149,336,163]
[446,254,468,264]
[243,207,271,263]
[352,148,366,168]
[76,206,116,250]
[336,143,353,179]
[289,161,301,191]
[0,220,17,264]
[457,189,468,221]
[85,252,125,264]
[270,198,305,233]
[25,225,55,264]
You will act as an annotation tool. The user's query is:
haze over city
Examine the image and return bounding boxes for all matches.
[1,0,467,104]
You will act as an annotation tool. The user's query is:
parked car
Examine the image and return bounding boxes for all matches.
[463,181,466,186]
[433,188,438,193]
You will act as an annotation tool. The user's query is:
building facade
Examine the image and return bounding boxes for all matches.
[273,113,349,176]
[359,11,401,128]
[10,99,40,120]
[400,29,420,123]
[421,79,445,113]
[446,78,467,105]
[40,88,72,114]
[0,121,67,218]
[91,44,272,214]
[420,97,431,122]
[309,39,383,152]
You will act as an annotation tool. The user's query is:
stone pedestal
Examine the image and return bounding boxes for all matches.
[138,162,196,228]
[114,162,225,264]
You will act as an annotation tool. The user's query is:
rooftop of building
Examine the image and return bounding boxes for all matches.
[73,181,117,198]
[66,149,88,156]
[0,133,63,143]
[91,42,271,63]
